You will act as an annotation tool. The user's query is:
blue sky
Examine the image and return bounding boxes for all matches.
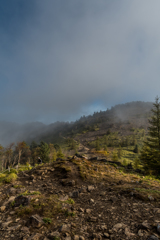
[1,0,160,124]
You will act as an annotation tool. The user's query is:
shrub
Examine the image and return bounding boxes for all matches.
[5,173,17,183]
[43,217,52,224]
[66,198,75,204]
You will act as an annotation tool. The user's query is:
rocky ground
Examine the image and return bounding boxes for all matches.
[1,158,160,240]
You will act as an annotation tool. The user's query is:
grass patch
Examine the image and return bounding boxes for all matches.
[43,217,52,224]
[13,185,25,189]
[65,198,75,204]
[65,210,76,217]
[21,190,41,196]
[135,188,160,195]
[17,206,33,216]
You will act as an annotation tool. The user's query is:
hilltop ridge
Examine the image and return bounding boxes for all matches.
[0,101,153,147]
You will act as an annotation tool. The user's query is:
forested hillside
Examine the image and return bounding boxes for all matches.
[0,101,153,147]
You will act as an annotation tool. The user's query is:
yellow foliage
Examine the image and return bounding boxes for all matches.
[5,173,17,183]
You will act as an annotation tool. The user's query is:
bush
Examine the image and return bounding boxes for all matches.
[43,217,52,224]
[5,173,17,183]
[10,169,18,174]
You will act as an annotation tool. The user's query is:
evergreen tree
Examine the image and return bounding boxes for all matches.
[140,97,160,173]
[133,144,139,153]
[39,141,50,162]
[95,137,100,151]
[112,150,118,162]
[133,156,141,169]
[118,145,122,158]
[57,147,64,159]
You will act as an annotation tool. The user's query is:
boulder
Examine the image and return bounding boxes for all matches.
[14,195,31,207]
[26,214,43,228]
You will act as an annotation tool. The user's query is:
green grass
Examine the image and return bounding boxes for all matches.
[21,190,41,196]
[13,185,25,189]
[65,198,75,204]
[135,188,160,195]
[65,210,76,217]
[43,217,52,224]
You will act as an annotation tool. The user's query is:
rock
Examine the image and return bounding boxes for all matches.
[157,223,160,233]
[147,236,159,240]
[87,185,95,192]
[7,224,21,231]
[78,207,84,212]
[0,206,6,212]
[1,221,13,228]
[30,175,35,180]
[154,208,160,213]
[10,211,15,215]
[8,187,17,195]
[148,195,154,201]
[90,199,94,203]
[59,195,69,201]
[26,214,43,228]
[75,153,84,158]
[28,233,42,240]
[79,187,87,193]
[103,233,109,238]
[92,233,102,239]
[124,227,135,237]
[68,180,75,186]
[60,224,71,232]
[99,159,107,162]
[79,237,85,240]
[3,196,15,206]
[48,231,60,239]
[73,235,79,240]
[14,195,31,207]
[138,229,143,237]
[56,158,64,161]
[86,209,91,214]
[88,216,97,222]
[65,237,71,240]
[21,226,30,233]
[89,157,98,160]
[71,190,79,198]
[142,221,151,229]
[112,223,124,231]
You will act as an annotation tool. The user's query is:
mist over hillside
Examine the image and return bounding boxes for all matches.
[0,101,153,147]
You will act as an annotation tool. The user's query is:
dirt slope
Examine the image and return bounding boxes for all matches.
[0,159,160,240]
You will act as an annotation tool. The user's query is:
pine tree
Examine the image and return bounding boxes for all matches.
[133,156,140,169]
[95,137,100,151]
[140,97,160,173]
[133,144,139,153]
[118,145,122,158]
[39,141,50,163]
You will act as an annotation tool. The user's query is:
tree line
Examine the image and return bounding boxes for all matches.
[0,141,64,171]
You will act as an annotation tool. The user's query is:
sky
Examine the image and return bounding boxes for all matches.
[1,0,160,124]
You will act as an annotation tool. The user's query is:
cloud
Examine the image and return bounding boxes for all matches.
[1,0,160,123]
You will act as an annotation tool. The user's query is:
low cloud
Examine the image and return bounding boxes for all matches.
[0,0,160,123]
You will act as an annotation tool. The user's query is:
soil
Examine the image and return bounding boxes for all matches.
[0,158,160,240]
